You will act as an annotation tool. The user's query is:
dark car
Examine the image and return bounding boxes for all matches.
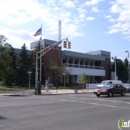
[123,84,130,93]
[93,84,127,97]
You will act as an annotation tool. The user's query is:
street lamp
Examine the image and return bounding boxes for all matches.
[125,51,129,83]
[112,51,128,80]
[62,73,66,89]
[28,71,32,90]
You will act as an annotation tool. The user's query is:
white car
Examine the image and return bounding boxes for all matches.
[97,80,122,88]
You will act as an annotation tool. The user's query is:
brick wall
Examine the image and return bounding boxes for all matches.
[44,48,61,83]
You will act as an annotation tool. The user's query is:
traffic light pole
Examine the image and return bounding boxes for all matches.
[35,38,68,94]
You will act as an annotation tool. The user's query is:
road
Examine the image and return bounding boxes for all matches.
[0,93,130,130]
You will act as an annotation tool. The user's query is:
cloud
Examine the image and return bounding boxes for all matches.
[79,14,86,19]
[109,18,116,23]
[108,28,120,34]
[107,0,130,40]
[0,0,90,49]
[110,4,122,13]
[91,6,100,12]
[0,0,44,25]
[62,0,76,8]
[1,28,39,49]
[77,8,87,14]
[86,17,95,21]
[85,0,104,6]
[117,10,130,22]
[105,15,112,19]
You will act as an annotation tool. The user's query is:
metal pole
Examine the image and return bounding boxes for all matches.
[64,75,65,89]
[29,73,30,90]
[40,25,42,84]
[40,42,42,83]
[128,60,130,83]
[115,56,117,80]
[35,53,38,94]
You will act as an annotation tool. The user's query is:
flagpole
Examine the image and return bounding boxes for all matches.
[40,25,42,86]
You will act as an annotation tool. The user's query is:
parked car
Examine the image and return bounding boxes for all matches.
[123,84,130,93]
[93,84,127,97]
[97,80,122,88]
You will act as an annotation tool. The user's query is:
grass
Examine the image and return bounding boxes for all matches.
[0,86,35,91]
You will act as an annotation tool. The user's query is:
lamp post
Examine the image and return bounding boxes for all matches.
[125,51,129,83]
[62,73,66,89]
[28,71,32,90]
[112,51,128,80]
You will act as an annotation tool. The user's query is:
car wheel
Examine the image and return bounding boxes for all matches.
[108,92,113,97]
[96,94,100,97]
[121,91,126,96]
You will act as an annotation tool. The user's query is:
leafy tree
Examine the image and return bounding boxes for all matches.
[0,44,13,85]
[79,73,88,90]
[47,60,61,84]
[116,59,127,82]
[47,61,71,85]
[3,43,18,86]
[16,44,30,86]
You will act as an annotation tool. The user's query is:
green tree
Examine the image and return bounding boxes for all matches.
[47,60,61,84]
[79,73,88,90]
[16,44,30,86]
[47,61,71,85]
[3,43,17,86]
[116,59,127,82]
[0,44,12,85]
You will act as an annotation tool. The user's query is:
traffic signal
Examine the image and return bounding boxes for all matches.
[68,41,71,49]
[63,41,67,48]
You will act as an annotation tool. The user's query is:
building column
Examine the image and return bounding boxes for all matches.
[72,58,75,67]
[67,57,69,67]
[83,59,85,68]
[78,59,80,68]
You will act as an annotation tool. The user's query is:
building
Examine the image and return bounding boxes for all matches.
[30,39,111,84]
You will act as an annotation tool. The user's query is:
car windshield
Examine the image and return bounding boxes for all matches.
[101,81,112,85]
[102,84,112,88]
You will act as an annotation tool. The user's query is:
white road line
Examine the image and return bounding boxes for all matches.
[80,97,130,105]
[78,101,130,109]
[89,102,116,108]
[48,97,130,109]
[60,99,77,102]
[60,99,68,101]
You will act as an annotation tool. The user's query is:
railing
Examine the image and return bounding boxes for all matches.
[64,63,104,69]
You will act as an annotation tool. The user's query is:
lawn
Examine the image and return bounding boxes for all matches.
[0,86,34,91]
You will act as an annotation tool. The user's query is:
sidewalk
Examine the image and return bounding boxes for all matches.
[0,89,94,96]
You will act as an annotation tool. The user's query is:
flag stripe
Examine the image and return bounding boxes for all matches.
[34,28,42,36]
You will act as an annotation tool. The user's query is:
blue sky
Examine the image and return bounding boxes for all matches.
[0,0,130,59]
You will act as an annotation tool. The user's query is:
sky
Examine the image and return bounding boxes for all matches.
[0,0,130,60]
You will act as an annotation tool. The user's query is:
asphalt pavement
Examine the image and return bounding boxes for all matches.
[0,92,130,130]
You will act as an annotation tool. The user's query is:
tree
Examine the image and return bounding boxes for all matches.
[116,59,127,82]
[79,73,88,90]
[112,58,128,82]
[47,61,71,85]
[0,44,13,85]
[16,44,30,86]
[2,43,17,86]
[47,60,61,84]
